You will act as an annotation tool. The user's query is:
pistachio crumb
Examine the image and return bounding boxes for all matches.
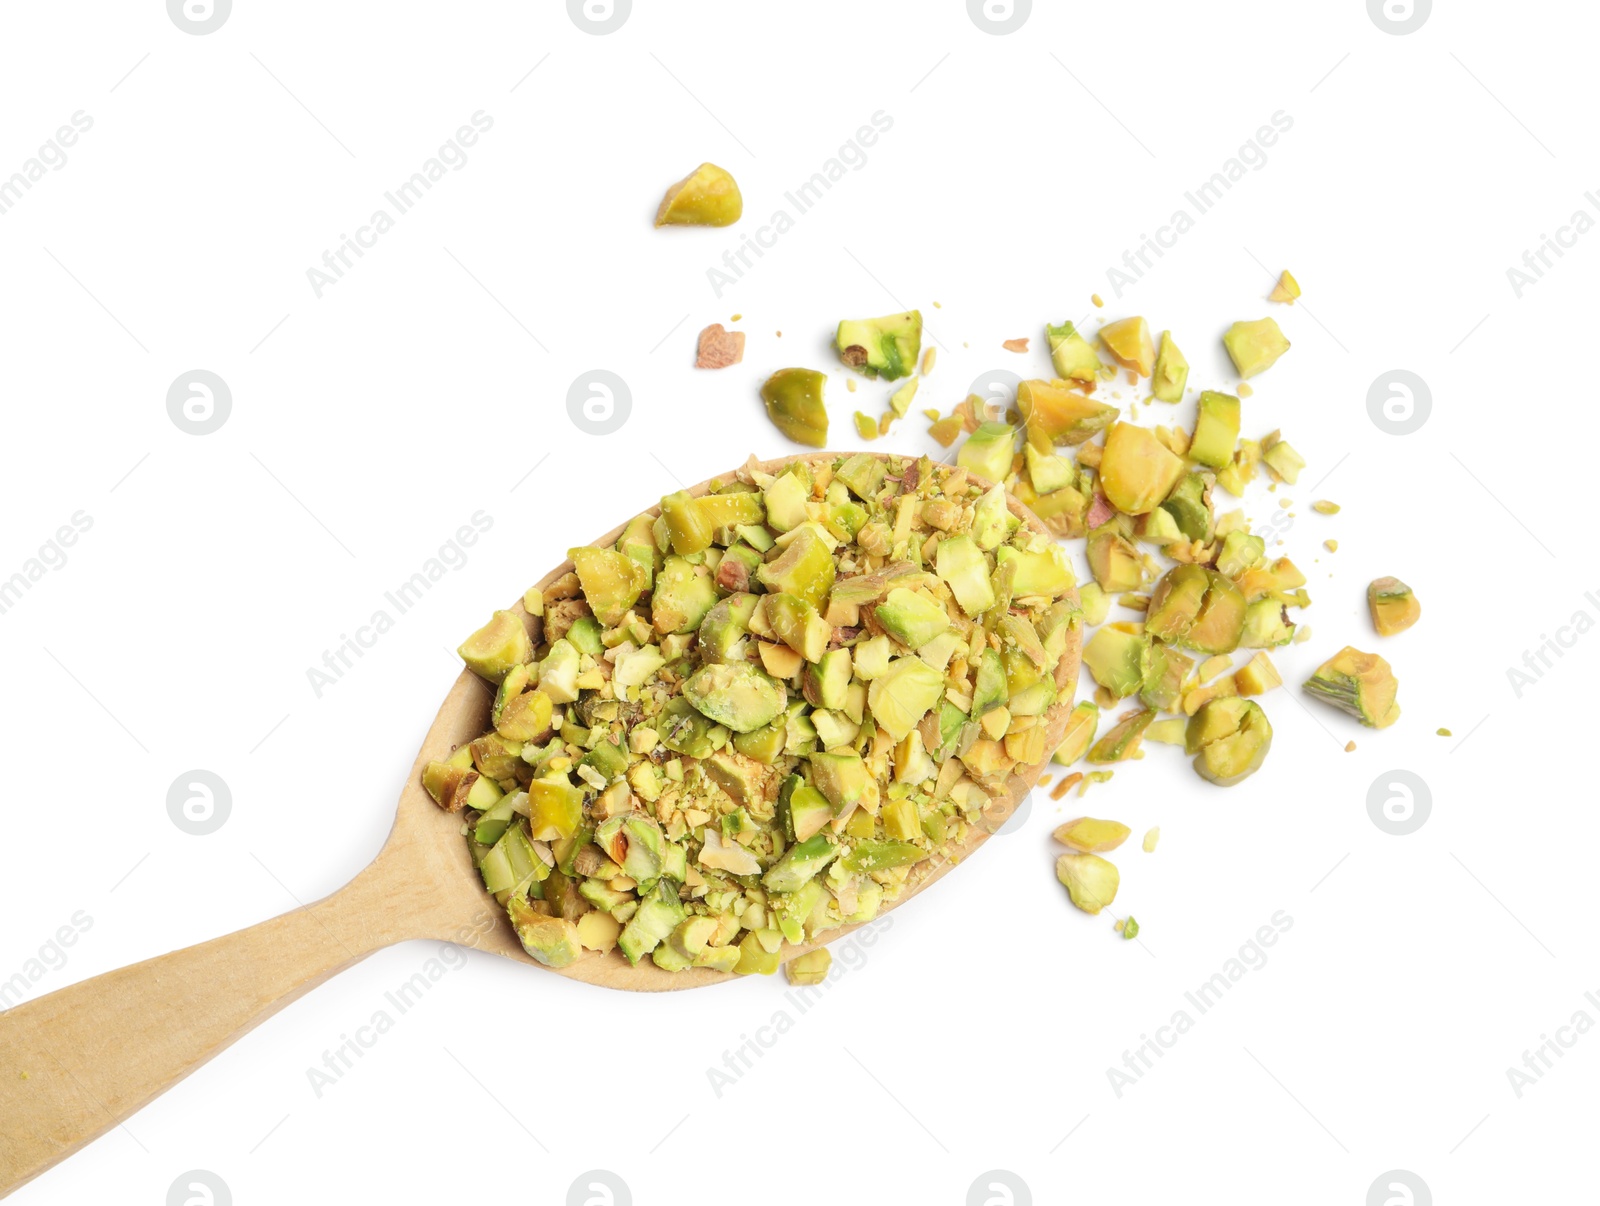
[1324,539,1338,552]
[1238,383,1254,398]
[1003,338,1030,353]
[1437,727,1452,737]
[1313,500,1340,515]
[1122,916,1140,940]
[1079,770,1113,797]
[1345,740,1357,752]
[847,378,857,393]
[921,348,937,376]
[1092,293,1104,307]
[1141,827,1159,853]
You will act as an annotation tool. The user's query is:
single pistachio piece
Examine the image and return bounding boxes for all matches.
[890,377,920,418]
[1304,646,1401,729]
[1083,627,1150,699]
[1188,390,1241,469]
[458,610,532,682]
[958,421,1017,484]
[1185,697,1274,786]
[1367,576,1421,636]
[1142,826,1160,852]
[867,656,946,742]
[1152,331,1188,402]
[655,162,743,227]
[1098,317,1155,377]
[1222,318,1290,379]
[1056,852,1121,914]
[853,410,880,441]
[1088,709,1153,763]
[1100,421,1187,515]
[1269,270,1301,304]
[507,898,583,968]
[1078,582,1110,626]
[1054,816,1131,852]
[682,662,786,733]
[1160,474,1215,543]
[1017,378,1118,450]
[836,311,922,381]
[1047,320,1103,383]
[1121,916,1141,940]
[568,546,648,626]
[1234,651,1282,696]
[786,948,833,986]
[1053,700,1100,765]
[1087,523,1144,592]
[1313,499,1340,515]
[1144,718,1187,745]
[761,368,829,448]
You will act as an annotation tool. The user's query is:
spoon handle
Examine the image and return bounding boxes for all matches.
[0,854,429,1197]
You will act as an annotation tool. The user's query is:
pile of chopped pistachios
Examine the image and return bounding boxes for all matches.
[753,296,1410,929]
[425,453,1078,976]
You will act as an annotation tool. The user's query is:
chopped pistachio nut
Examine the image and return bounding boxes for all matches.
[853,411,880,441]
[1141,827,1160,853]
[1152,331,1188,403]
[438,455,1077,974]
[1053,816,1130,853]
[1121,916,1140,940]
[1367,576,1421,636]
[837,311,922,381]
[785,948,832,986]
[1312,500,1340,515]
[1304,646,1401,729]
[1056,853,1120,914]
[655,162,743,228]
[1186,697,1273,786]
[1437,727,1451,737]
[1222,318,1290,379]
[1269,270,1301,304]
[761,368,829,448]
[1099,317,1155,377]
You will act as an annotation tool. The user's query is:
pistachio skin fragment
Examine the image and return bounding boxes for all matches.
[1185,697,1274,786]
[1304,646,1401,729]
[1056,853,1120,914]
[761,368,829,448]
[1367,576,1421,636]
[655,162,743,228]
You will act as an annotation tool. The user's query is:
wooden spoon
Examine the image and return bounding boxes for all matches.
[0,451,1079,1196]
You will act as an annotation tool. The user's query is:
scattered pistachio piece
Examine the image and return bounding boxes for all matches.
[1304,647,1401,728]
[1367,576,1420,636]
[655,162,743,227]
[1003,337,1030,353]
[1053,817,1131,853]
[1222,318,1290,379]
[1437,727,1452,737]
[786,948,832,986]
[1056,853,1120,914]
[1269,269,1301,304]
[1324,539,1338,552]
[1141,827,1160,853]
[761,368,829,447]
[1122,916,1140,940]
[695,323,746,369]
[1312,500,1340,515]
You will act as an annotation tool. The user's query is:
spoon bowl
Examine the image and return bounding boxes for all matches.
[0,450,1078,1195]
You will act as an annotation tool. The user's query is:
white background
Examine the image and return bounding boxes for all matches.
[1,1,1592,1203]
